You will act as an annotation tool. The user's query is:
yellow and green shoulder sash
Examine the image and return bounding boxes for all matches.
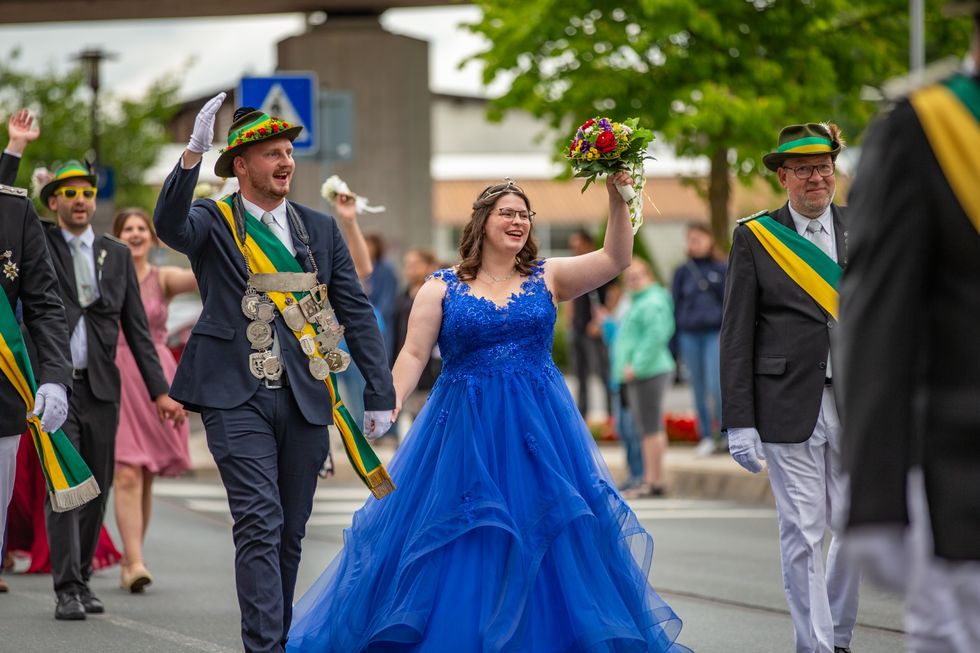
[909,74,980,235]
[0,292,99,511]
[739,212,843,319]
[213,195,395,500]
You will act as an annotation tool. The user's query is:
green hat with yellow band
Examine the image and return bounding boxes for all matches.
[762,123,842,172]
[214,107,303,178]
[39,160,99,205]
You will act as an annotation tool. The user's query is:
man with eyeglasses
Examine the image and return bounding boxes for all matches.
[840,3,980,650]
[721,123,858,653]
[33,160,183,621]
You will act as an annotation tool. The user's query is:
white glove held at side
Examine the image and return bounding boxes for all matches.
[727,427,766,474]
[362,410,394,441]
[187,92,226,154]
[32,383,69,433]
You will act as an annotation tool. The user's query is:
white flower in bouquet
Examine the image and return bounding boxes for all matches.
[320,175,385,214]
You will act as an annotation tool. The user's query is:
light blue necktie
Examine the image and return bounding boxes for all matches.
[70,238,95,307]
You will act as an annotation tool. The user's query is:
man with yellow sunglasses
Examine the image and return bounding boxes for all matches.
[51,186,97,200]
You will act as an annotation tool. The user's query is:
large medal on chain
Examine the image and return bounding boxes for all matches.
[241,289,260,320]
[325,349,351,373]
[246,321,274,350]
[308,356,330,380]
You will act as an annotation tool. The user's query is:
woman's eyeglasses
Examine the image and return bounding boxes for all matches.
[53,186,97,200]
[496,207,535,223]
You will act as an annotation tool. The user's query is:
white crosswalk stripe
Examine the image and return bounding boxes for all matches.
[155,479,775,529]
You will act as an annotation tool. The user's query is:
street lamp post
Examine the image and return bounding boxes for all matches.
[71,48,117,164]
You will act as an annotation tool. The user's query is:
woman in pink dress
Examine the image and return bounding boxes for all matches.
[112,208,196,593]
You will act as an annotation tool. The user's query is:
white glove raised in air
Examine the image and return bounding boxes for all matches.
[31,383,69,433]
[727,427,766,474]
[187,92,226,154]
[362,410,394,441]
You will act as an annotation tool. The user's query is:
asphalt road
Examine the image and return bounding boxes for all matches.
[1,476,905,653]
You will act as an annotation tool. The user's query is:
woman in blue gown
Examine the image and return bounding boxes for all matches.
[287,173,689,652]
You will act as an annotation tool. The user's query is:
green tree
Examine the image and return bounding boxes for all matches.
[468,0,971,248]
[0,49,182,209]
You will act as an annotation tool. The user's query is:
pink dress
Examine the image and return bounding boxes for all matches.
[115,267,191,475]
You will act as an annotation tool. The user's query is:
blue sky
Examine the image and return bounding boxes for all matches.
[0,6,499,101]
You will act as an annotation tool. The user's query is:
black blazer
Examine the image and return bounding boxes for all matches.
[153,161,395,426]
[720,202,847,444]
[41,221,168,404]
[839,89,980,562]
[0,189,73,437]
[0,152,19,187]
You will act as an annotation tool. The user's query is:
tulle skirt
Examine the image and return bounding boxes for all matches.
[287,365,688,652]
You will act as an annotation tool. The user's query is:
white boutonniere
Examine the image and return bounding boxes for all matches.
[97,249,107,281]
[320,175,386,214]
[2,250,17,281]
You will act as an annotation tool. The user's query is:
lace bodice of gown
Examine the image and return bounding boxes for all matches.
[430,260,557,384]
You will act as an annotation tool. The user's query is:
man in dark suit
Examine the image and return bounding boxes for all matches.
[36,161,182,621]
[0,173,72,590]
[721,123,859,653]
[840,4,980,650]
[154,93,395,653]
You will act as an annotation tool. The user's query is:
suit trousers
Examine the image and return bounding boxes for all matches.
[46,375,119,593]
[202,385,330,653]
[0,434,20,541]
[905,468,980,652]
[763,387,861,653]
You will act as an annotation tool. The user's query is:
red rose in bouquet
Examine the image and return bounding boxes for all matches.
[595,131,617,154]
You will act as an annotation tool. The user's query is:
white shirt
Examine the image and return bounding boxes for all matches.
[240,196,295,255]
[788,204,838,263]
[61,226,99,369]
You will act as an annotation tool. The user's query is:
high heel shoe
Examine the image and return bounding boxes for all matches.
[120,563,153,593]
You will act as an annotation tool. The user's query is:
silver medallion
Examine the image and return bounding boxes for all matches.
[241,291,259,320]
[246,321,274,349]
[248,352,268,379]
[308,356,330,380]
[309,308,337,331]
[282,303,308,332]
[309,283,329,308]
[314,326,344,354]
[298,294,320,321]
[254,299,276,323]
[299,333,317,356]
[325,349,351,373]
[262,355,283,381]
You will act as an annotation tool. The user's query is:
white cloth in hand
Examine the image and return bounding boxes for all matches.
[728,427,766,473]
[362,410,394,441]
[844,525,909,592]
[32,383,69,433]
[187,92,226,154]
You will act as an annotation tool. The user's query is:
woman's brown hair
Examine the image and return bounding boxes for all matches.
[112,207,156,242]
[456,179,539,282]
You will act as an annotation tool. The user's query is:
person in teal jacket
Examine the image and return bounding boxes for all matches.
[613,257,675,498]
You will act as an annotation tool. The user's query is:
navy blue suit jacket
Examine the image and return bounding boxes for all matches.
[153,161,394,426]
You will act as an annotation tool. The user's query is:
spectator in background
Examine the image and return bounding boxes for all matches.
[614,257,675,498]
[365,234,399,365]
[596,278,644,492]
[393,248,441,433]
[567,229,612,419]
[671,222,727,456]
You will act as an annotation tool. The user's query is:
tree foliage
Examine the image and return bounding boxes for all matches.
[467,0,972,247]
[0,49,182,209]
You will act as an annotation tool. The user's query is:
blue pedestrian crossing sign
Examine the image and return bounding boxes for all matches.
[238,73,318,154]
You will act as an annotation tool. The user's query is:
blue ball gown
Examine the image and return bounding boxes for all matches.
[287,261,689,653]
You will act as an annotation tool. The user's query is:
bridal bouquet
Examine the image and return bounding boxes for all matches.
[566,117,653,232]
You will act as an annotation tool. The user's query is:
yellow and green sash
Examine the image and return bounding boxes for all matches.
[745,215,842,319]
[910,74,980,235]
[215,196,395,499]
[0,292,99,511]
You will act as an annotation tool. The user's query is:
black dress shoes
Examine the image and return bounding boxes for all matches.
[834,647,852,653]
[54,592,86,620]
[79,587,104,614]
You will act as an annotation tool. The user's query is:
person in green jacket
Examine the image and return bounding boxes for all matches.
[613,257,676,498]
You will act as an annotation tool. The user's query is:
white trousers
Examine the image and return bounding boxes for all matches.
[905,469,980,653]
[763,388,861,653]
[0,435,20,542]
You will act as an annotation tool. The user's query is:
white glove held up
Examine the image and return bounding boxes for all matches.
[32,383,69,433]
[363,410,394,441]
[187,92,226,154]
[727,427,766,474]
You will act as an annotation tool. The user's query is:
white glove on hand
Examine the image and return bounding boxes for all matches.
[727,427,766,473]
[32,383,69,433]
[844,525,909,593]
[187,92,226,154]
[362,410,394,441]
